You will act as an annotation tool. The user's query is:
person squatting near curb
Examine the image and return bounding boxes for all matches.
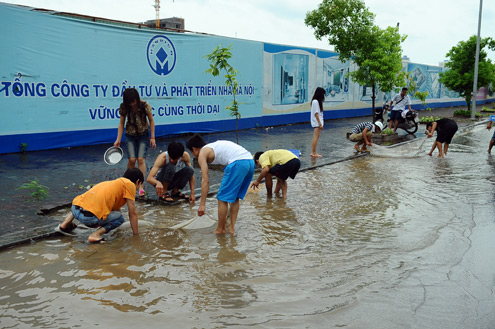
[147,142,195,203]
[251,149,301,198]
[349,121,384,152]
[55,168,144,243]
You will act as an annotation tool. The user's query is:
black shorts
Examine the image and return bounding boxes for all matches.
[269,158,301,181]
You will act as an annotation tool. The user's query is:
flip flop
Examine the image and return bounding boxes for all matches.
[89,238,105,244]
[159,193,174,203]
[172,192,189,200]
[55,223,78,237]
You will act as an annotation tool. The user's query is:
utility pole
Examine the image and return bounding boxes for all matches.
[471,0,483,120]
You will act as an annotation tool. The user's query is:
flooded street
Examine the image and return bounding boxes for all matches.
[1,124,495,328]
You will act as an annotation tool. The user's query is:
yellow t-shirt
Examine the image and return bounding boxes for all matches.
[259,149,297,169]
[72,178,136,220]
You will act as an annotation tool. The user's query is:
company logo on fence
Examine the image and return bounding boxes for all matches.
[147,35,177,76]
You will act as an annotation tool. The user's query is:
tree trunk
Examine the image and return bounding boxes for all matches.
[372,84,376,122]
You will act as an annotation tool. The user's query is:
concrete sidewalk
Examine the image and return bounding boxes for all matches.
[0,106,475,249]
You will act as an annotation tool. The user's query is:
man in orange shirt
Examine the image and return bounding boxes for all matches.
[55,168,144,243]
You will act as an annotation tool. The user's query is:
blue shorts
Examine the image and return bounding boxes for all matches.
[125,133,149,159]
[217,159,255,203]
[390,110,402,122]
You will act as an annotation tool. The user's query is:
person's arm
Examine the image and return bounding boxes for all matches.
[147,154,166,196]
[197,149,211,216]
[126,198,139,234]
[114,115,126,147]
[427,122,438,138]
[362,127,371,145]
[251,166,270,189]
[183,152,196,202]
[147,112,156,149]
[314,112,323,129]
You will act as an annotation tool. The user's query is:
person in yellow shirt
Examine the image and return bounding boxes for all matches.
[250,149,301,198]
[55,168,144,243]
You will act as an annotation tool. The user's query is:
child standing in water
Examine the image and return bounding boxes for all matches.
[310,87,325,158]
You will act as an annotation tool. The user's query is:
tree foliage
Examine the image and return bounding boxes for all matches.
[305,0,406,116]
[204,45,241,143]
[439,35,495,111]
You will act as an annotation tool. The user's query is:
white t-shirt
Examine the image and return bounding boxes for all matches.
[205,141,252,166]
[391,93,411,112]
[310,99,324,128]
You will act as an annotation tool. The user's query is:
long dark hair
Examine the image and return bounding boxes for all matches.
[122,88,147,127]
[312,87,325,112]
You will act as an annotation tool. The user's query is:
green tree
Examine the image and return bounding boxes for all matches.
[305,0,406,120]
[439,35,495,111]
[204,45,241,143]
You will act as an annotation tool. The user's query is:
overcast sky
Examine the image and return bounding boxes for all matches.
[3,0,494,66]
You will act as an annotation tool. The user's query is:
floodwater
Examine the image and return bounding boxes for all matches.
[1,124,495,328]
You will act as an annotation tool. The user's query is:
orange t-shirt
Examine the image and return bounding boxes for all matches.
[72,178,136,220]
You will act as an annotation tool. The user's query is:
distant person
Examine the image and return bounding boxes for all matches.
[186,134,255,234]
[310,87,326,158]
[114,88,156,195]
[426,118,458,158]
[389,87,412,133]
[147,142,195,202]
[486,120,495,155]
[349,121,384,152]
[55,168,144,243]
[251,149,301,198]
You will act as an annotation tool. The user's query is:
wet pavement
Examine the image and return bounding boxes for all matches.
[1,106,495,328]
[0,106,480,249]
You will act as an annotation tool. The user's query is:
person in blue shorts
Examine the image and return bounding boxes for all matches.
[186,134,255,234]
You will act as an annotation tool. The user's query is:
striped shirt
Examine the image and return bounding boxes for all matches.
[352,122,374,134]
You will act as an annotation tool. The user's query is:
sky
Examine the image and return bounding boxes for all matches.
[2,0,494,66]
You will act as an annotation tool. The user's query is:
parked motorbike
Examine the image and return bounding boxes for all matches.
[376,103,418,134]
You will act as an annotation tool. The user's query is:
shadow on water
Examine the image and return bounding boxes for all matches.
[1,123,495,328]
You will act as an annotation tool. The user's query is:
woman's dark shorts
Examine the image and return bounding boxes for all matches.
[437,121,458,144]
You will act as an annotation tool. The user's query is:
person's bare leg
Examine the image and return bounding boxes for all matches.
[393,120,399,133]
[265,173,273,197]
[489,140,494,154]
[137,158,146,177]
[437,142,444,158]
[88,227,107,243]
[127,158,136,169]
[311,128,322,158]
[276,179,288,198]
[215,200,229,234]
[60,212,74,230]
[444,143,449,156]
[228,199,240,234]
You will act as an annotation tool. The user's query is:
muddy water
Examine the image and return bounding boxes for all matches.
[2,124,495,328]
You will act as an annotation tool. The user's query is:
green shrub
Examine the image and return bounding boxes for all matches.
[453,109,481,118]
[380,128,394,135]
[17,178,49,201]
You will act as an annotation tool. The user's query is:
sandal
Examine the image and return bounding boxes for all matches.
[55,222,78,237]
[159,193,174,203]
[171,192,189,200]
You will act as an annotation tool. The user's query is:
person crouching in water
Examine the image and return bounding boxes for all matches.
[349,121,384,152]
[146,141,195,202]
[55,168,144,243]
[251,149,301,198]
